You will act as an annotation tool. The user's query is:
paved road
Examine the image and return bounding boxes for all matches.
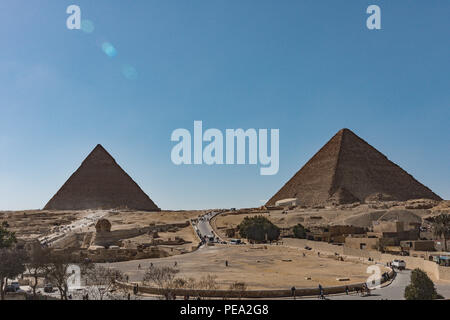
[194,211,223,243]
[38,210,108,247]
[302,269,450,300]
[328,270,411,300]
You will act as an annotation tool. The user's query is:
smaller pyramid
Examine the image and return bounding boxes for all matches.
[267,129,442,207]
[44,145,160,211]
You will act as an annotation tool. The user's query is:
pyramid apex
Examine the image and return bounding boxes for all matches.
[94,144,106,150]
[338,128,354,134]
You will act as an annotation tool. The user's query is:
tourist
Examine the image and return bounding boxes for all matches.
[318,284,324,300]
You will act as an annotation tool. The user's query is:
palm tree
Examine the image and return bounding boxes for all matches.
[430,214,450,252]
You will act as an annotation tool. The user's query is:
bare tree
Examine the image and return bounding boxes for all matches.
[45,253,74,300]
[229,281,247,300]
[143,265,179,300]
[198,274,218,291]
[26,247,51,298]
[84,265,125,300]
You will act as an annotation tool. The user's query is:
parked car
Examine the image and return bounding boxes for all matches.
[10,282,21,291]
[5,285,17,293]
[230,239,242,245]
[391,259,406,270]
[44,284,54,293]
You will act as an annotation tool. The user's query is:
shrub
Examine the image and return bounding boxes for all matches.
[404,268,439,300]
[238,216,280,242]
[292,224,309,239]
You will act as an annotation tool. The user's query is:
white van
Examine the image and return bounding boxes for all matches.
[391,260,406,270]
[230,239,242,245]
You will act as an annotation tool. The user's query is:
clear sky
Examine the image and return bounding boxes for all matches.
[0,0,449,210]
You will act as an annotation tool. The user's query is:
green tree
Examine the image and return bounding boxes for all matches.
[404,268,439,300]
[0,221,17,249]
[0,221,24,300]
[0,248,27,300]
[292,224,309,239]
[238,216,280,242]
[429,214,450,252]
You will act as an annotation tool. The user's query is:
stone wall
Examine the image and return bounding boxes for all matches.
[284,238,449,281]
[93,222,190,247]
[116,268,394,299]
[77,247,169,263]
[283,238,344,255]
[438,266,450,281]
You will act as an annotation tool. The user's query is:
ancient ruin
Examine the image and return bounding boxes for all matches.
[267,129,442,207]
[44,144,160,211]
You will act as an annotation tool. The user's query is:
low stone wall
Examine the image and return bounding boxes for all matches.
[94,222,190,247]
[438,266,450,281]
[76,247,170,263]
[343,246,382,260]
[115,269,394,299]
[282,238,344,255]
[284,238,449,281]
[52,233,84,249]
[379,253,441,280]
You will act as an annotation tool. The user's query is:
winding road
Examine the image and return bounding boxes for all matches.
[193,211,223,243]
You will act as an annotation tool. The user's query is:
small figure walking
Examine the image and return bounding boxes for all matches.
[318,284,324,300]
[225,260,228,267]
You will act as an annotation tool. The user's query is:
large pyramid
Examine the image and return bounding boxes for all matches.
[44,145,160,211]
[267,129,441,207]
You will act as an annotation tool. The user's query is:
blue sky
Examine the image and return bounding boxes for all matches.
[0,1,449,210]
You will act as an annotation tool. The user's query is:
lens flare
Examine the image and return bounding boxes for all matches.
[102,42,117,58]
[81,20,95,33]
[122,65,138,80]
